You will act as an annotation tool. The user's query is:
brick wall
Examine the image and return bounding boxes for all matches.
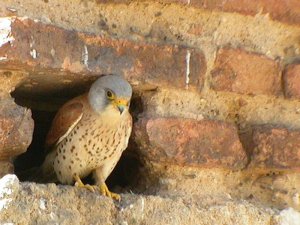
[0,0,299,213]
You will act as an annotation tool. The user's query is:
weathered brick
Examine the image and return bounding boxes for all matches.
[0,161,13,177]
[134,117,247,169]
[283,64,300,98]
[96,0,300,25]
[0,98,34,161]
[249,126,300,170]
[0,17,206,90]
[211,48,281,95]
[164,0,300,25]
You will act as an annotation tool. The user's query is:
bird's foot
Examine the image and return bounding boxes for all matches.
[73,175,96,192]
[99,183,121,201]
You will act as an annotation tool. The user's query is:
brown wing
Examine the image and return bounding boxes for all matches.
[45,98,83,149]
[122,113,133,150]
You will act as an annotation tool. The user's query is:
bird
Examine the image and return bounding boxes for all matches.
[41,75,132,200]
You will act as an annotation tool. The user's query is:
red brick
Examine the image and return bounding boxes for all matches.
[249,126,300,170]
[0,98,34,161]
[0,18,206,90]
[283,64,300,98]
[134,117,247,169]
[210,48,281,95]
[164,0,300,25]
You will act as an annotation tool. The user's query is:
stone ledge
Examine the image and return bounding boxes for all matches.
[1,174,296,225]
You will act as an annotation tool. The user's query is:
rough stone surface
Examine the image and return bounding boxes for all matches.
[211,48,281,96]
[0,70,25,96]
[134,117,247,169]
[0,174,294,225]
[0,18,206,91]
[276,208,300,225]
[73,1,300,25]
[169,0,300,25]
[0,0,299,223]
[141,89,300,130]
[249,126,300,170]
[136,164,300,211]
[0,0,299,62]
[0,98,34,161]
[0,161,14,178]
[0,69,32,177]
[0,174,19,210]
[284,64,300,99]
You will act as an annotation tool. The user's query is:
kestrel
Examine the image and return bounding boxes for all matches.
[41,75,132,200]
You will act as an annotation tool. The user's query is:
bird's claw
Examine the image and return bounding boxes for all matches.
[75,182,96,192]
[99,183,121,201]
[74,174,96,192]
[73,175,120,200]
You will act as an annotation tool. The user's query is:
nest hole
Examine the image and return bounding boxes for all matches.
[12,75,144,193]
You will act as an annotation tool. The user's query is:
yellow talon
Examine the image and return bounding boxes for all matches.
[73,175,96,192]
[99,183,121,201]
[73,175,120,200]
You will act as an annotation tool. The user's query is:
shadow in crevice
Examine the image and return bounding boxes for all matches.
[12,85,146,193]
[14,109,55,174]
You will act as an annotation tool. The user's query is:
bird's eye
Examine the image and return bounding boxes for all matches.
[106,90,114,99]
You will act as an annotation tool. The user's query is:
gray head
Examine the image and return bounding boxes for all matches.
[88,75,132,114]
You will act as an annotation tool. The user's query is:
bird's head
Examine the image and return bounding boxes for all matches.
[88,75,132,115]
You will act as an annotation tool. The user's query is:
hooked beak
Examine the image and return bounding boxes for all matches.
[114,98,129,114]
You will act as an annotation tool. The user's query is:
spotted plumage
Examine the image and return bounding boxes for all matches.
[41,75,132,200]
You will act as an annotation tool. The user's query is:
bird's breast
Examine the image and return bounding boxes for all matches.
[76,111,131,166]
[53,110,131,184]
